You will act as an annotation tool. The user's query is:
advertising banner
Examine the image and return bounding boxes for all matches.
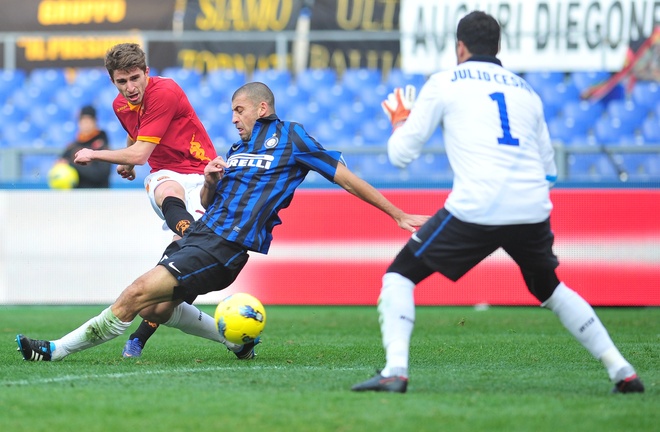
[400,0,660,74]
[0,0,401,76]
[1,188,658,306]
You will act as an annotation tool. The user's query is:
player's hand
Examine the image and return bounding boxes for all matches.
[396,213,430,233]
[116,165,136,181]
[73,148,94,165]
[204,156,228,182]
[381,85,416,130]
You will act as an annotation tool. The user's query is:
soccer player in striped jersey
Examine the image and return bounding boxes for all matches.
[352,11,644,394]
[73,43,221,358]
[15,82,429,363]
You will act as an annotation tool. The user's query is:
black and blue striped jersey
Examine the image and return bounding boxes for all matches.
[201,114,344,254]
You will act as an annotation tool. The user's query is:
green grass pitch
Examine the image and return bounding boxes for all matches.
[1,305,657,431]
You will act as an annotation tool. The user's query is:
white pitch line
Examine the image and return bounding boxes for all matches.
[2,364,362,386]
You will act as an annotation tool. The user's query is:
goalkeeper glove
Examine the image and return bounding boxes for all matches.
[381,85,416,130]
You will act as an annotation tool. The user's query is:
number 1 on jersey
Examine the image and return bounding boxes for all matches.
[489,92,520,146]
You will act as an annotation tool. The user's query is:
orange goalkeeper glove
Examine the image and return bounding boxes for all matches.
[381,85,416,130]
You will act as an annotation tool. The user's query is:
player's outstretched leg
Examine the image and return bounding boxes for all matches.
[18,307,132,362]
[543,282,644,394]
[162,302,258,360]
[122,319,159,358]
[352,272,415,393]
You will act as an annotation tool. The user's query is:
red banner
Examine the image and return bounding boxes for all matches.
[226,189,660,306]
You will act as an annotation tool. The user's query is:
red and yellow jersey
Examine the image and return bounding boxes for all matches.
[113,76,217,174]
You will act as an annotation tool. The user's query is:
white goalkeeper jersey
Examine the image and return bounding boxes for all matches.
[388,57,557,225]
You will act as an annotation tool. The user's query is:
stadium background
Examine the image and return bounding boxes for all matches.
[0,0,658,306]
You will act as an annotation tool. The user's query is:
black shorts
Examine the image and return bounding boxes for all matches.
[389,208,559,283]
[159,223,249,303]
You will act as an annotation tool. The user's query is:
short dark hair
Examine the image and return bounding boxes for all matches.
[233,82,276,110]
[104,43,147,80]
[456,11,500,56]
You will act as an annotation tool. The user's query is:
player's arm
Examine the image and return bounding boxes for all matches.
[200,156,227,209]
[386,80,443,168]
[333,162,429,232]
[116,135,137,180]
[73,139,155,166]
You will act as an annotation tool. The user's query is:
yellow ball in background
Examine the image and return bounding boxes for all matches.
[48,163,79,190]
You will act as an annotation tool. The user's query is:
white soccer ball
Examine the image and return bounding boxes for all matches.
[214,293,266,344]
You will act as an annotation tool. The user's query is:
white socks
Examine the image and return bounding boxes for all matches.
[51,307,132,361]
[378,272,416,378]
[543,282,634,381]
[163,302,241,351]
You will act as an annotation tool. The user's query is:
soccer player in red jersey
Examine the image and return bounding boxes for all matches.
[74,43,221,358]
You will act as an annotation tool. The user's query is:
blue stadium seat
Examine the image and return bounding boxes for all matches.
[538,82,581,118]
[645,154,660,178]
[295,68,337,93]
[0,103,27,125]
[334,100,377,132]
[406,153,453,182]
[206,69,247,98]
[28,68,68,98]
[30,103,75,132]
[342,69,382,95]
[42,121,77,148]
[606,100,648,130]
[0,69,26,100]
[94,86,120,110]
[21,154,59,182]
[567,153,619,181]
[350,153,403,182]
[312,84,356,110]
[199,101,232,126]
[548,116,589,143]
[9,84,53,112]
[564,134,598,148]
[308,119,351,144]
[185,84,219,112]
[631,81,660,111]
[53,86,99,112]
[568,71,610,93]
[385,69,426,91]
[354,83,388,110]
[620,153,654,181]
[73,68,107,91]
[561,100,604,129]
[252,69,292,94]
[276,84,311,115]
[359,117,391,146]
[523,71,565,94]
[2,120,43,146]
[103,121,128,149]
[593,116,638,145]
[428,127,444,147]
[94,104,117,126]
[161,67,202,92]
[641,116,660,145]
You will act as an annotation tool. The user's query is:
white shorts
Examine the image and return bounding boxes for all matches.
[144,169,206,230]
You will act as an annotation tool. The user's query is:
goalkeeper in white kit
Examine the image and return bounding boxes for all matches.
[352,10,644,394]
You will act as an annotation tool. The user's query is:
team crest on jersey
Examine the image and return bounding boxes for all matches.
[264,135,279,149]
